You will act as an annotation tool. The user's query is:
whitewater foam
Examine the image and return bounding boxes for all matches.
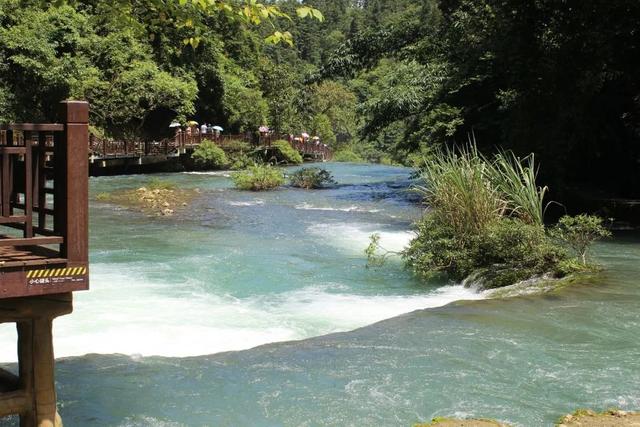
[308,223,415,254]
[229,200,265,207]
[0,266,483,362]
[295,203,380,213]
[183,171,232,177]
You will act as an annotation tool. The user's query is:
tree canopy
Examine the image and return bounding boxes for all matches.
[1,0,639,199]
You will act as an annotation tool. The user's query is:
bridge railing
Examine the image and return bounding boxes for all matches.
[89,131,333,160]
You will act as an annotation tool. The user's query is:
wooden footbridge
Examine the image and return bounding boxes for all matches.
[89,131,332,174]
[0,101,89,426]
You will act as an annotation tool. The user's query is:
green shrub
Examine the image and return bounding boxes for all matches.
[229,153,254,170]
[192,140,228,169]
[333,148,364,163]
[403,216,569,289]
[272,140,303,165]
[552,214,611,264]
[290,168,336,189]
[232,165,285,191]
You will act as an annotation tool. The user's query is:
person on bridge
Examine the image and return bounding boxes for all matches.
[201,123,208,135]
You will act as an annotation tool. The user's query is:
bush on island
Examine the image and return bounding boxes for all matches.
[551,214,611,265]
[272,140,303,165]
[368,143,610,289]
[290,168,336,189]
[192,140,228,169]
[232,165,285,191]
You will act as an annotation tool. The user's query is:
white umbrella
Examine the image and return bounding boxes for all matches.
[169,121,181,128]
[301,132,309,138]
[212,125,224,131]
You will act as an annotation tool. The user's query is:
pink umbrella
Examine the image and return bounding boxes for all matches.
[259,126,270,133]
[301,132,309,138]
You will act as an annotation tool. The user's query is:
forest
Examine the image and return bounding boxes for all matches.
[1,0,639,204]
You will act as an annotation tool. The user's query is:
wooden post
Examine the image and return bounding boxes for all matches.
[55,101,89,264]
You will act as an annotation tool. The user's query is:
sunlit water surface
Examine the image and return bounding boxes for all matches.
[1,163,638,426]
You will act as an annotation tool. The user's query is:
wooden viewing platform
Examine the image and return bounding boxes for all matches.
[0,101,89,426]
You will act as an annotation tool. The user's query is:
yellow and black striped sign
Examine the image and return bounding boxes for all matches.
[26,267,87,279]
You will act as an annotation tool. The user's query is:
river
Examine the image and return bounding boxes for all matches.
[1,163,639,426]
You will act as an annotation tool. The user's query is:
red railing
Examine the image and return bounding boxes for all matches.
[89,131,333,160]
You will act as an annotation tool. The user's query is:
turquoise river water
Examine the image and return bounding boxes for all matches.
[1,163,639,426]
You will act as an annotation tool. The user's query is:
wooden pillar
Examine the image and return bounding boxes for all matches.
[55,101,89,264]
[0,295,73,427]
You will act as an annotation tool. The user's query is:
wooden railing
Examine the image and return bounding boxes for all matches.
[0,101,89,298]
[89,131,333,160]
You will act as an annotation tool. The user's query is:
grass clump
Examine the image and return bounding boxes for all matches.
[290,168,336,189]
[192,140,229,169]
[369,143,609,290]
[147,178,176,191]
[232,165,285,191]
[273,140,303,165]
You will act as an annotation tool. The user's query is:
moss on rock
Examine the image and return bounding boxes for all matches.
[95,179,198,216]
[556,408,640,427]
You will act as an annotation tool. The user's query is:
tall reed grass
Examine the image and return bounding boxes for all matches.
[414,144,505,239]
[415,143,548,235]
[488,151,547,226]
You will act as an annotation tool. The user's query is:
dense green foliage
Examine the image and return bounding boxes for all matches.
[1,0,638,199]
[222,140,255,170]
[0,0,322,141]
[332,148,364,163]
[403,216,568,289]
[289,168,335,189]
[272,140,303,165]
[232,165,285,191]
[192,140,228,170]
[319,0,640,198]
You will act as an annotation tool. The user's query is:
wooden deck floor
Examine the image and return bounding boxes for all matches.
[0,245,66,269]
